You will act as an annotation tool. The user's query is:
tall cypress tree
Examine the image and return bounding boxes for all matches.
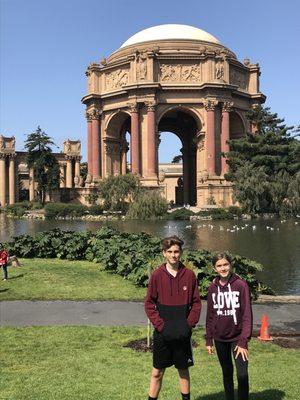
[25,126,60,205]
[225,106,300,214]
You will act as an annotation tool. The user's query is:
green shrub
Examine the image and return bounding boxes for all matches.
[88,205,104,215]
[167,208,195,220]
[127,190,168,220]
[196,208,235,220]
[5,227,272,299]
[44,203,88,219]
[5,203,27,217]
[228,206,243,217]
[30,201,43,210]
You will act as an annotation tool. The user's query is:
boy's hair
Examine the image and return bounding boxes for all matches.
[161,236,184,251]
[212,252,232,266]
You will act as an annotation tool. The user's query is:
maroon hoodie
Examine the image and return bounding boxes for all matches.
[205,273,252,348]
[145,262,201,339]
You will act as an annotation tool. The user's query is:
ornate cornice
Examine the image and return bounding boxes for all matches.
[204,99,218,111]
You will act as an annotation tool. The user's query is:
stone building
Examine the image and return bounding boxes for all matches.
[82,24,265,206]
[0,135,82,206]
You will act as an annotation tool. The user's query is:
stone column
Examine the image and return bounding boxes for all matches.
[182,145,190,205]
[86,111,93,175]
[9,155,16,205]
[91,109,101,179]
[60,164,65,188]
[29,168,34,201]
[221,101,233,175]
[204,100,218,176]
[120,141,128,175]
[130,104,140,175]
[66,156,73,188]
[0,154,6,207]
[74,157,81,187]
[146,102,157,177]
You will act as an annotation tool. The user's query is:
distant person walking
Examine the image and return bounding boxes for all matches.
[145,236,201,400]
[0,243,9,281]
[205,253,252,400]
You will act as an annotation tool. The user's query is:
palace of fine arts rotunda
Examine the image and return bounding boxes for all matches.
[82,24,265,207]
[0,24,265,207]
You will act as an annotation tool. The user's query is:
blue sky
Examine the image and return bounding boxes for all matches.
[1,0,299,162]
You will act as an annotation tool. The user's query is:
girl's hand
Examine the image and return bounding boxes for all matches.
[206,345,214,355]
[234,346,249,361]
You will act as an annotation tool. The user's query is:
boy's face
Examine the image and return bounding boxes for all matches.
[163,244,182,267]
[214,258,232,279]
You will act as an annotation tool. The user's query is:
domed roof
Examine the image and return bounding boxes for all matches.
[120,24,220,48]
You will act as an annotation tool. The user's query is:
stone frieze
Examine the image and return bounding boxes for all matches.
[159,63,202,83]
[105,68,129,90]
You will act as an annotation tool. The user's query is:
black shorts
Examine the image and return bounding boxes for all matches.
[153,330,194,370]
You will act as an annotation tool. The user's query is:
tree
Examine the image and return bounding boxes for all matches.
[225,106,300,214]
[172,154,183,163]
[25,126,60,205]
[126,189,168,219]
[97,173,140,212]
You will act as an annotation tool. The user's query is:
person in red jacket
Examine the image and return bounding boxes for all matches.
[205,253,252,400]
[0,243,9,281]
[145,236,201,400]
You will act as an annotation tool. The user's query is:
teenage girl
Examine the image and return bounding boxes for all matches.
[205,253,252,400]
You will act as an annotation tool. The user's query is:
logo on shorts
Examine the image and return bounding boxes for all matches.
[183,286,187,291]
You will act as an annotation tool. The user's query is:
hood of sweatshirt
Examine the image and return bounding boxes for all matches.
[157,262,190,297]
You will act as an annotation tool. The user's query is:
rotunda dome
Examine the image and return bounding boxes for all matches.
[120,24,220,48]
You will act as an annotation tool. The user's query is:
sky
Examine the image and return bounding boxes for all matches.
[1,0,299,162]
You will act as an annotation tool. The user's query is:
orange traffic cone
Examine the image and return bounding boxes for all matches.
[258,314,273,341]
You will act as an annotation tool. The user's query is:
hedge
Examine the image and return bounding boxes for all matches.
[5,227,273,299]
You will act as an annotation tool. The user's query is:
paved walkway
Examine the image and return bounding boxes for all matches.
[0,301,299,333]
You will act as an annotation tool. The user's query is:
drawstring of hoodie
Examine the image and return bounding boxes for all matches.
[228,283,237,325]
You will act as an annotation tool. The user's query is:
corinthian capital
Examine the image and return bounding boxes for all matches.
[222,101,234,112]
[128,103,139,113]
[146,101,156,112]
[86,108,102,121]
[204,99,218,111]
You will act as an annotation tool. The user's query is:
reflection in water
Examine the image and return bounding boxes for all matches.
[0,214,299,295]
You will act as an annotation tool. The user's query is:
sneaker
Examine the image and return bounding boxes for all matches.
[2,279,7,281]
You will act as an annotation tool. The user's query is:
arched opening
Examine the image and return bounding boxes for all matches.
[105,111,131,176]
[230,112,245,140]
[158,132,183,205]
[158,108,201,206]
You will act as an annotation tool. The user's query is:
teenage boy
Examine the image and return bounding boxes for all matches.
[145,236,201,400]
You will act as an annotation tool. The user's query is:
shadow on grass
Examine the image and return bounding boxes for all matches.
[6,274,24,280]
[195,389,285,400]
[0,288,9,293]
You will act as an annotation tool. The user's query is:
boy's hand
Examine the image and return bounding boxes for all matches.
[234,346,249,361]
[206,345,214,355]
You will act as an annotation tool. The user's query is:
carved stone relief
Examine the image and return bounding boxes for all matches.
[215,60,224,80]
[136,53,147,80]
[230,68,248,90]
[104,142,121,155]
[63,140,81,156]
[105,68,129,90]
[160,63,202,83]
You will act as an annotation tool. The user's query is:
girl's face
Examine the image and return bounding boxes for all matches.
[214,258,232,279]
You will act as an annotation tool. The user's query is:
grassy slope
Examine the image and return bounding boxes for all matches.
[0,259,146,301]
[0,327,298,400]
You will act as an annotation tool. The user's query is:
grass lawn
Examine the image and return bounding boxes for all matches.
[0,327,298,400]
[0,259,146,301]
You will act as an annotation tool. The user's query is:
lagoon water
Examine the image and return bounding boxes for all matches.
[0,214,299,295]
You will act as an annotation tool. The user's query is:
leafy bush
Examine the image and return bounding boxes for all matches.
[228,206,243,217]
[88,205,104,216]
[127,190,168,220]
[167,208,195,220]
[44,203,88,219]
[5,227,272,299]
[5,203,27,217]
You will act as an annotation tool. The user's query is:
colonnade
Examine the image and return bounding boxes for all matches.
[59,156,81,188]
[0,153,16,206]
